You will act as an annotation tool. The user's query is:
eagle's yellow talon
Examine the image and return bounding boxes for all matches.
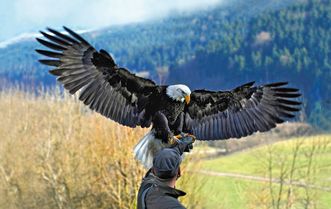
[173,133,197,142]
[169,136,179,145]
[174,134,183,139]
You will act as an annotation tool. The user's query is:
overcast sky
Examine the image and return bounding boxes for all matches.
[0,0,224,42]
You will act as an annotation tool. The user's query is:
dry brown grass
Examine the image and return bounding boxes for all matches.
[0,89,203,209]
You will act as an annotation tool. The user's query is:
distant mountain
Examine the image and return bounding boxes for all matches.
[0,0,295,87]
[170,0,331,129]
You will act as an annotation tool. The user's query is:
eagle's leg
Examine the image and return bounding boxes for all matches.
[171,112,184,139]
[153,111,177,144]
[170,113,196,142]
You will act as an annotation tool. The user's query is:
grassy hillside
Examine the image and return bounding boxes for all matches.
[194,135,331,208]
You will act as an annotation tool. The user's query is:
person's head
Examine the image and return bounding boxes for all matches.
[152,147,182,186]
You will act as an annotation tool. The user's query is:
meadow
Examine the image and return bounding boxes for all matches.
[196,135,331,208]
[0,90,330,209]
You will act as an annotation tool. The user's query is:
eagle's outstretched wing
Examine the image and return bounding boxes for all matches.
[184,82,301,140]
[36,26,157,128]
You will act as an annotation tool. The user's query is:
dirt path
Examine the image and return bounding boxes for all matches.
[192,170,331,192]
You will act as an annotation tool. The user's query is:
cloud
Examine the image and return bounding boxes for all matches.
[0,0,223,41]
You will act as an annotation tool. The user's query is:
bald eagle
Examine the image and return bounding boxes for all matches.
[36,27,301,168]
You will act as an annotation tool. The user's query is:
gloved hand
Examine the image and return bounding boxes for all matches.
[174,135,195,154]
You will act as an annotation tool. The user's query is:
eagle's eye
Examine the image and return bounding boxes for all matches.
[178,89,185,95]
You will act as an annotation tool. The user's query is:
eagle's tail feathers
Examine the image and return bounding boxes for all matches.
[133,130,165,168]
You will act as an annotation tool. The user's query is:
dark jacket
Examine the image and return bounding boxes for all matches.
[137,169,186,209]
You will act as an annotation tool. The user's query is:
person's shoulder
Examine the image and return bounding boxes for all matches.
[161,195,186,209]
[147,193,186,209]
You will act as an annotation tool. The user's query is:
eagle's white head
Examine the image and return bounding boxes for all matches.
[166,84,191,104]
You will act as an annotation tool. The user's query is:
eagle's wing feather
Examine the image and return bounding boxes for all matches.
[36,26,157,128]
[184,82,301,140]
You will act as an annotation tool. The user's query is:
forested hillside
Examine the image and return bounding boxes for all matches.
[170,0,331,129]
[0,0,293,85]
[0,0,330,128]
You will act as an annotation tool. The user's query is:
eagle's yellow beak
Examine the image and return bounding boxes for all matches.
[185,95,190,104]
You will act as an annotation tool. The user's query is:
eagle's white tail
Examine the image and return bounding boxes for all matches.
[133,130,166,168]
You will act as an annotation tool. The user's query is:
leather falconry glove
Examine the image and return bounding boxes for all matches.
[174,135,195,154]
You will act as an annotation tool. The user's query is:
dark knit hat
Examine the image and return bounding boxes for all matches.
[152,147,182,179]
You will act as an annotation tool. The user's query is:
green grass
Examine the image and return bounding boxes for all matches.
[188,135,331,209]
[191,175,255,208]
[202,135,331,173]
